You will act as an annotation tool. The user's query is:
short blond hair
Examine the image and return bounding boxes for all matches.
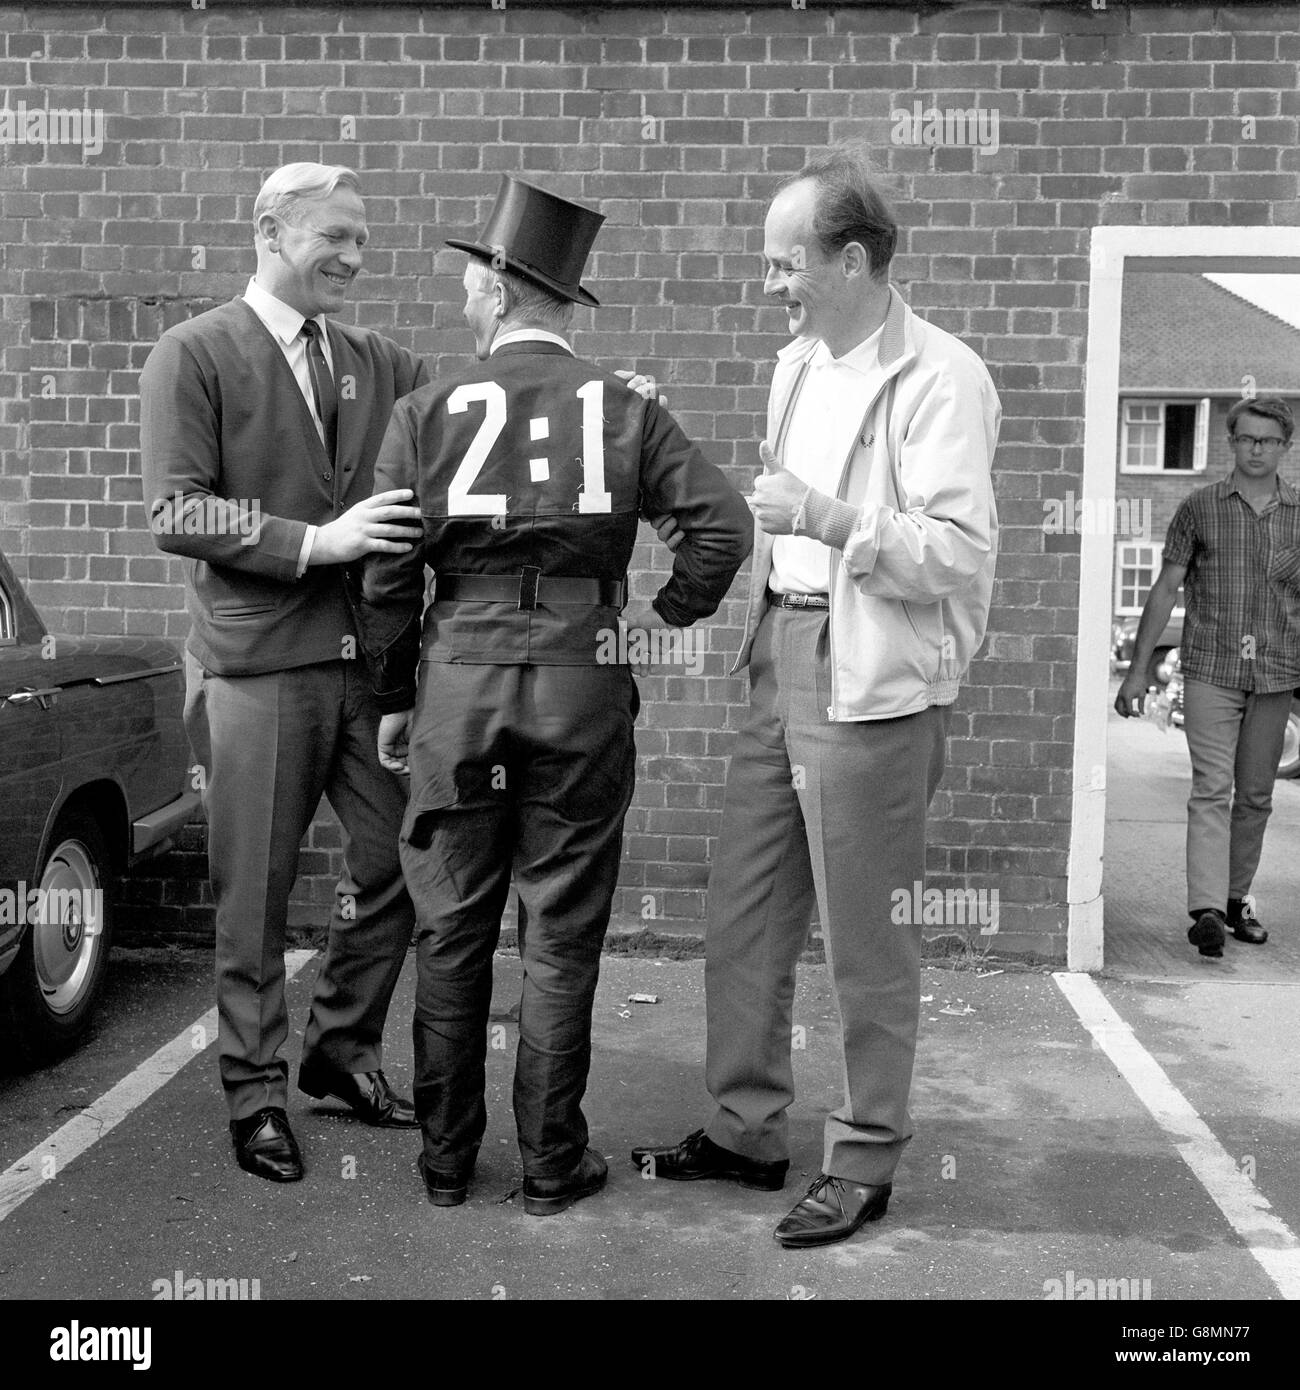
[253,163,361,230]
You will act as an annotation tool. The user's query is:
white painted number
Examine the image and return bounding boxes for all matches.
[575,379,612,514]
[447,380,508,516]
[445,379,611,515]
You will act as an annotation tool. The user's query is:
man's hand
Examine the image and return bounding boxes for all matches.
[377,709,412,774]
[309,490,423,566]
[620,602,673,677]
[1114,672,1150,719]
[615,368,668,409]
[749,440,809,536]
[648,513,684,552]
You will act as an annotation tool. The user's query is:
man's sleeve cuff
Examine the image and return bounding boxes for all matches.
[295,525,317,578]
[798,490,860,551]
[374,686,417,715]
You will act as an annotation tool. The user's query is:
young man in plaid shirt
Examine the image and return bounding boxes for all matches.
[1117,396,1298,957]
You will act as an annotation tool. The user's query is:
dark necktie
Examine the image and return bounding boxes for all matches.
[300,319,337,464]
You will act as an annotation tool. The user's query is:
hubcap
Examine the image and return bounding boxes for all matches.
[1282,716,1300,775]
[32,837,103,1014]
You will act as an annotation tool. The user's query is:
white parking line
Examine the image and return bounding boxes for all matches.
[0,949,316,1224]
[1055,971,1300,1300]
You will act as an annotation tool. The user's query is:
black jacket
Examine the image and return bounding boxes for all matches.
[360,339,752,711]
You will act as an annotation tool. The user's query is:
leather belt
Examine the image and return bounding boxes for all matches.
[767,589,829,609]
[435,569,625,611]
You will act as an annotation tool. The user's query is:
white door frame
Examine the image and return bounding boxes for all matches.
[1067,227,1300,971]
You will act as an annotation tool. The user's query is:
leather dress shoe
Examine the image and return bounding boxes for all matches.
[230,1107,304,1183]
[630,1128,788,1191]
[522,1148,608,1216]
[297,1062,419,1128]
[417,1152,471,1207]
[773,1174,891,1248]
[1187,909,1226,958]
[1228,899,1268,944]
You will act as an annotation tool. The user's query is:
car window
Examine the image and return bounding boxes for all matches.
[0,576,15,644]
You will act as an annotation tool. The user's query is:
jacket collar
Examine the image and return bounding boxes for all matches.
[775,285,914,383]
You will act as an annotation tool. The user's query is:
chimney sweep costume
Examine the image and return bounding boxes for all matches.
[360,176,752,1212]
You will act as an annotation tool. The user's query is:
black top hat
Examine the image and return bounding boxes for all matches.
[447,175,605,308]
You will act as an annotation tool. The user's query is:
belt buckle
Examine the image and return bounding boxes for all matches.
[788,592,810,608]
[518,565,540,611]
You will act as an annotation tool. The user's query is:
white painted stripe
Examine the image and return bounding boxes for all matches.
[1054,971,1300,1300]
[0,949,316,1224]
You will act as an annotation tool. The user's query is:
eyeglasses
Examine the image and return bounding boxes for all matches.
[1232,434,1286,452]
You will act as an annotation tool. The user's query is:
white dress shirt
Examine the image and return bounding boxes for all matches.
[242,278,335,576]
[769,324,884,595]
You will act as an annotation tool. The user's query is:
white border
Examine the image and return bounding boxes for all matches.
[1068,227,1300,971]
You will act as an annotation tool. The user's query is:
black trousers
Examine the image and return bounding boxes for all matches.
[401,660,638,1178]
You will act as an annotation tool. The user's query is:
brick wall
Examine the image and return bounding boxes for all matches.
[2,2,1298,960]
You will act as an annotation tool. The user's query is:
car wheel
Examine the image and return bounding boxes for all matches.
[1278,710,1300,780]
[0,808,114,1064]
[1146,647,1171,689]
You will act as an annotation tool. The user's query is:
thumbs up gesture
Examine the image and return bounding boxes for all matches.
[748,440,811,535]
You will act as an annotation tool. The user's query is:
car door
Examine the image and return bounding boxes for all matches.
[0,561,63,968]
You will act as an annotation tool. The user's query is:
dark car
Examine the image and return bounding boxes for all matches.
[1164,652,1300,780]
[1111,612,1184,690]
[0,547,199,1064]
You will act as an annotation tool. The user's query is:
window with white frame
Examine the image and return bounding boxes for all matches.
[1120,398,1210,473]
[1114,541,1186,617]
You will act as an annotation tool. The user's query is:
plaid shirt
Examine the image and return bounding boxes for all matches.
[1162,472,1300,693]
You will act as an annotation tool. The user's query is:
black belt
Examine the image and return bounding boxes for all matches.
[767,589,829,609]
[435,569,625,611]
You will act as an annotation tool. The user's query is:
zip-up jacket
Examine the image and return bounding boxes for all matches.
[735,288,1000,720]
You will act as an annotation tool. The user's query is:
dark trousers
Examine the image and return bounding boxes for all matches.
[184,654,415,1121]
[704,606,949,1185]
[401,660,637,1179]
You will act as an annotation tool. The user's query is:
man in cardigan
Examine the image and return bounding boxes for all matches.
[140,163,428,1182]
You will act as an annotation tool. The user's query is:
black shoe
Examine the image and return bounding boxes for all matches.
[1228,897,1268,944]
[522,1148,608,1217]
[773,1174,891,1249]
[630,1128,788,1191]
[417,1152,471,1207]
[230,1107,304,1183]
[298,1062,419,1128]
[1188,909,1227,958]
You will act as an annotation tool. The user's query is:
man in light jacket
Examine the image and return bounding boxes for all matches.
[634,144,1000,1248]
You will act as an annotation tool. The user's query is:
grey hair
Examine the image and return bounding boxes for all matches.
[254,163,361,230]
[467,257,574,333]
[776,143,898,280]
